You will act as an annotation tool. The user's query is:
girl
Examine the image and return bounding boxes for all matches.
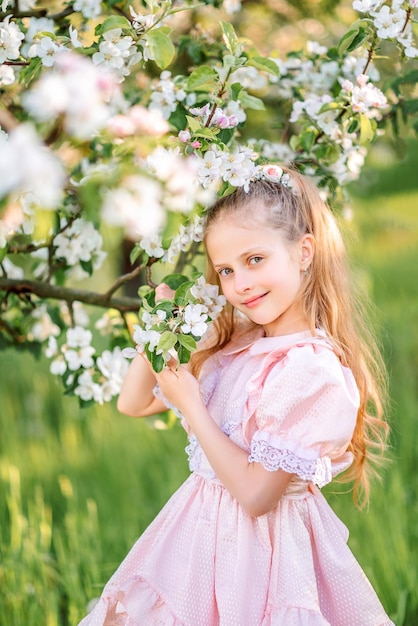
[78,167,394,626]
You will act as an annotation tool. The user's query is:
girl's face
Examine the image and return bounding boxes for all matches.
[206,212,313,337]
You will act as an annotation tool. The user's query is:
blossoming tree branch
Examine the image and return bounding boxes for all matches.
[0,0,417,405]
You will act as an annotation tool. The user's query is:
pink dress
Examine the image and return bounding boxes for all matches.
[79,330,394,626]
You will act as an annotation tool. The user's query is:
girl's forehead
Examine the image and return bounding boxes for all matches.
[206,215,287,256]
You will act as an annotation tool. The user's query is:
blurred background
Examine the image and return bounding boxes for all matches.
[1,1,417,625]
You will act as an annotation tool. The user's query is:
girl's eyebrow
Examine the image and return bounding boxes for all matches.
[212,247,268,269]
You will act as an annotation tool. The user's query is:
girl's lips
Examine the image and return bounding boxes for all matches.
[243,292,268,308]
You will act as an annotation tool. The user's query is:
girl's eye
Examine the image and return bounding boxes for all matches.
[219,267,232,277]
[249,256,263,265]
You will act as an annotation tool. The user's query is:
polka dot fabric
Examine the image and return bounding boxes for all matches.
[78,330,394,626]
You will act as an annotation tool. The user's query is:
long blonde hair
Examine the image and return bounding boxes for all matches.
[190,168,389,507]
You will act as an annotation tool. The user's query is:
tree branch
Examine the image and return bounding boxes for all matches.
[0,278,141,313]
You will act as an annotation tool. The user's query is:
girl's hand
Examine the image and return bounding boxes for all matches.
[155,283,175,302]
[154,361,203,418]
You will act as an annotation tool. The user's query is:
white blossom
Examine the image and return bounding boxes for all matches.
[371,5,406,39]
[50,355,67,376]
[0,16,24,63]
[73,0,102,19]
[348,75,388,118]
[23,52,120,140]
[180,303,208,337]
[29,305,60,342]
[28,36,65,67]
[190,276,226,318]
[148,71,181,119]
[66,326,93,349]
[53,219,106,268]
[0,64,15,86]
[352,0,384,12]
[139,235,165,258]
[127,325,162,353]
[0,124,64,208]
[93,28,139,81]
[97,347,129,390]
[146,147,201,214]
[101,175,164,238]
[64,345,95,370]
[74,371,100,401]
[0,257,24,278]
[197,148,224,188]
[220,146,257,191]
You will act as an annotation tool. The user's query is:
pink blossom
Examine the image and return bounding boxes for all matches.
[107,114,136,137]
[178,129,191,142]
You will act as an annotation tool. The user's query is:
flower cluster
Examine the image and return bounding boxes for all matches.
[23,52,121,140]
[44,324,129,405]
[353,0,418,58]
[197,145,257,191]
[53,218,107,273]
[123,276,226,372]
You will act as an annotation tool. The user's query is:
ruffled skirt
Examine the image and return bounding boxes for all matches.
[78,473,394,626]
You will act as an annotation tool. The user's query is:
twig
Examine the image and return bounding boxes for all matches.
[104,264,146,299]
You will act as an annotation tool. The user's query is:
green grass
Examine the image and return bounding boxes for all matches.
[1,145,418,625]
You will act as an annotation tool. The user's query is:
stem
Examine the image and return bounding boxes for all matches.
[400,8,412,35]
[362,34,377,76]
[204,66,233,128]
[104,264,146,299]
[0,278,141,313]
[146,265,157,288]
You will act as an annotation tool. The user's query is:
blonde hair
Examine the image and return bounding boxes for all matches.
[190,168,389,507]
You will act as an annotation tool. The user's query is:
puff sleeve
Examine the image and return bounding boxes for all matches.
[246,343,360,487]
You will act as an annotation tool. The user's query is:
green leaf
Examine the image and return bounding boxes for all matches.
[158,331,177,352]
[177,333,197,351]
[185,115,203,133]
[150,351,165,373]
[247,56,280,76]
[186,66,218,92]
[238,91,265,111]
[161,273,189,290]
[300,128,317,153]
[221,21,238,53]
[390,69,418,96]
[138,284,153,298]
[177,343,191,364]
[359,113,374,143]
[347,118,359,133]
[80,260,93,276]
[130,245,143,265]
[18,58,42,87]
[145,29,175,69]
[95,16,132,36]
[337,27,368,56]
[402,99,418,115]
[152,300,175,316]
[174,281,195,306]
[318,101,345,114]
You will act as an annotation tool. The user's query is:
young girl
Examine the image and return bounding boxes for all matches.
[78,167,394,626]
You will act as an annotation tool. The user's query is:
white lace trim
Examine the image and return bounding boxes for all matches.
[248,432,332,488]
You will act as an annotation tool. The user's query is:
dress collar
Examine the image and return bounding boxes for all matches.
[221,327,331,356]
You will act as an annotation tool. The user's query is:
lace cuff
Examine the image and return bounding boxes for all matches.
[248,430,332,488]
[152,384,184,419]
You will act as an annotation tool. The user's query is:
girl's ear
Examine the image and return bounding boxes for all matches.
[300,234,315,270]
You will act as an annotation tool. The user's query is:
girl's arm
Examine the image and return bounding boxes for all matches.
[155,365,293,517]
[117,353,167,417]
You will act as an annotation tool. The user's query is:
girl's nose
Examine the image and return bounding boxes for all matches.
[234,270,252,294]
